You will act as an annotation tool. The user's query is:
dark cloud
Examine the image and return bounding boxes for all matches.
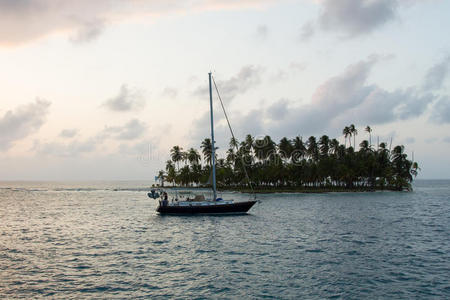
[102,84,145,112]
[0,99,51,151]
[192,56,437,142]
[0,1,111,46]
[59,128,78,138]
[189,54,447,146]
[289,57,431,134]
[267,99,289,120]
[0,0,278,46]
[272,59,431,136]
[319,0,398,37]
[302,0,410,39]
[423,56,450,91]
[193,65,263,102]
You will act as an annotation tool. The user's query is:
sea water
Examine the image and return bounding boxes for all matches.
[0,180,449,299]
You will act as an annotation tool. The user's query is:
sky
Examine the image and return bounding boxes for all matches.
[1,0,450,180]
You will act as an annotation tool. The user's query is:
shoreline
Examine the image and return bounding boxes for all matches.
[158,186,406,194]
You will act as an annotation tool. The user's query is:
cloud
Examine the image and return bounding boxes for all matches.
[270,70,288,82]
[299,21,315,41]
[319,0,398,37]
[102,84,145,112]
[430,96,450,124]
[36,119,147,157]
[102,118,147,140]
[274,59,431,136]
[267,99,289,120]
[426,137,438,144]
[0,1,111,46]
[35,137,98,157]
[423,56,450,91]
[69,19,105,44]
[0,99,51,151]
[404,137,415,144]
[59,128,78,138]
[192,56,438,141]
[193,65,264,101]
[0,0,278,46]
[303,0,415,39]
[289,62,307,72]
[270,62,306,82]
[161,87,178,99]
[255,25,269,40]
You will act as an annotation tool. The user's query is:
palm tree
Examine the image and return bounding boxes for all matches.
[229,137,239,149]
[329,139,340,155]
[253,136,273,161]
[157,170,165,187]
[292,136,306,163]
[307,136,319,162]
[278,137,293,162]
[262,135,276,161]
[359,140,370,152]
[410,162,420,178]
[350,124,357,149]
[226,148,236,166]
[201,138,213,165]
[179,165,191,186]
[391,145,412,190]
[319,135,330,157]
[165,160,174,172]
[343,126,351,148]
[165,161,176,186]
[170,145,183,171]
[187,148,201,166]
[190,164,202,186]
[365,126,372,148]
[245,134,254,151]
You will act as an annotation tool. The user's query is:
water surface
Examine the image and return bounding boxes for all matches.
[1,180,449,299]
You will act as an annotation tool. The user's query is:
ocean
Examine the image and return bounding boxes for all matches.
[1,180,449,299]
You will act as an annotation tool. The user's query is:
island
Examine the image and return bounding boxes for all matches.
[156,125,420,193]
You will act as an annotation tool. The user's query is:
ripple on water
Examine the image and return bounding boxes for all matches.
[1,180,450,299]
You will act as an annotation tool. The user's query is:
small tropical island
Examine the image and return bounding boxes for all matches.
[156,125,420,193]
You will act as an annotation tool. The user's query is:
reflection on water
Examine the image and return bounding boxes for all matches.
[0,180,449,299]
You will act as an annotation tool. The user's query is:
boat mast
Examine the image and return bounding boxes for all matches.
[209,72,217,201]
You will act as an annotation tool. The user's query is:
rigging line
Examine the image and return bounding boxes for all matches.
[211,75,256,199]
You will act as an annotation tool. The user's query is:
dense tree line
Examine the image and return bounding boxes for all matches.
[158,125,420,191]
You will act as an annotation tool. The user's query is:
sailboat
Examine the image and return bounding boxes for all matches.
[153,73,257,215]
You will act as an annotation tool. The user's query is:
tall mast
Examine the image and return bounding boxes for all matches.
[209,72,217,201]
